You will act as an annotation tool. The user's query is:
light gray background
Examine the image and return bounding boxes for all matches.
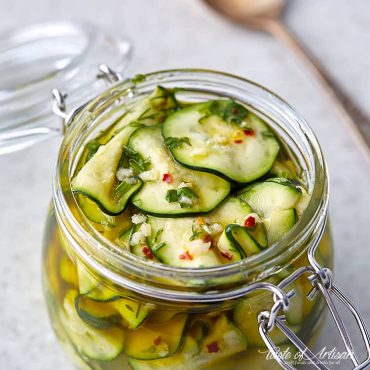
[1,1,370,369]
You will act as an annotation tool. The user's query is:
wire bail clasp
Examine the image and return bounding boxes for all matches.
[258,217,370,369]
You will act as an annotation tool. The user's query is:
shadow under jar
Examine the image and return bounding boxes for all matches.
[42,70,333,370]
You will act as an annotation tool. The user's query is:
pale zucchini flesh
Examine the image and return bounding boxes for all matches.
[162,101,280,183]
[62,290,124,361]
[128,125,230,216]
[72,124,142,215]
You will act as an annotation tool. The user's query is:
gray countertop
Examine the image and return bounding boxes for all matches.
[1,1,370,369]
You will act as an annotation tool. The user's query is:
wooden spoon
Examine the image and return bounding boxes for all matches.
[203,0,370,159]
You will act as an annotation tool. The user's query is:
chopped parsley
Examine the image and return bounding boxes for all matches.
[165,186,199,208]
[124,146,151,173]
[85,140,101,161]
[261,130,275,138]
[209,100,248,125]
[164,136,192,149]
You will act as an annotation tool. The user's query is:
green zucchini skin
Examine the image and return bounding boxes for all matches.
[128,336,199,370]
[62,290,125,361]
[128,125,230,217]
[162,101,280,184]
[237,178,302,245]
[75,295,121,330]
[72,124,144,216]
[124,314,188,360]
[72,86,180,216]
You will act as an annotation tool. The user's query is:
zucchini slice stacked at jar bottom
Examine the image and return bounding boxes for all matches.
[43,86,332,369]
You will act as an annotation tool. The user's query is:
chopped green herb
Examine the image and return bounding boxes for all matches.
[164,136,192,149]
[209,100,248,125]
[152,242,166,252]
[165,189,179,203]
[267,178,301,191]
[114,181,131,200]
[261,130,275,138]
[153,228,164,243]
[178,186,198,200]
[189,231,203,241]
[85,140,101,161]
[124,146,151,172]
[165,186,198,208]
[131,74,146,84]
[125,304,134,312]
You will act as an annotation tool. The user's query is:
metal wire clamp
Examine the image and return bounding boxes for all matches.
[258,215,370,369]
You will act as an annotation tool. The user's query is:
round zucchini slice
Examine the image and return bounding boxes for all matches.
[162,100,280,183]
[238,178,302,244]
[62,290,124,361]
[128,125,230,216]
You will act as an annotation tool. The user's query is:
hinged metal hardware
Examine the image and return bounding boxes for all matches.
[257,214,370,369]
[51,89,69,133]
[51,65,123,133]
[97,64,123,84]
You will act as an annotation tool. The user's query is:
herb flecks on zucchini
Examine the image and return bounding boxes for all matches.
[162,100,280,183]
[128,125,230,216]
[72,87,180,215]
[72,124,143,215]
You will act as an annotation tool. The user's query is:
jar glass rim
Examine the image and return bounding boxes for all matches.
[53,68,329,300]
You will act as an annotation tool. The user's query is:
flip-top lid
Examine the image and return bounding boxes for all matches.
[0,21,131,154]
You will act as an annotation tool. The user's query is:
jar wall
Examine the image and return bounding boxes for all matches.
[42,205,333,370]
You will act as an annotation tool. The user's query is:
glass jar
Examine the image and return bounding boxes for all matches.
[42,69,334,370]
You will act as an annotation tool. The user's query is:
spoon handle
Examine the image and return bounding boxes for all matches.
[266,19,370,159]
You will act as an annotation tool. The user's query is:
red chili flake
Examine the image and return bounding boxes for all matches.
[203,234,213,244]
[206,341,219,353]
[179,251,193,260]
[153,336,162,346]
[244,215,256,228]
[243,129,255,136]
[142,246,154,259]
[234,139,243,144]
[221,251,233,260]
[162,173,172,183]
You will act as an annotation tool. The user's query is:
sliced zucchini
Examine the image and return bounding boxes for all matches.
[207,196,252,227]
[129,336,198,370]
[238,178,302,245]
[75,295,121,330]
[148,310,178,324]
[62,290,124,361]
[84,285,120,302]
[77,261,99,295]
[128,125,230,216]
[162,100,280,183]
[118,227,133,249]
[77,194,117,227]
[111,298,151,330]
[72,124,143,215]
[60,255,78,287]
[193,314,247,367]
[285,283,305,326]
[265,208,297,245]
[77,261,120,302]
[233,295,301,348]
[269,159,298,179]
[226,225,263,257]
[112,86,179,134]
[147,217,222,267]
[124,314,188,360]
[238,178,302,218]
[233,297,287,347]
[216,229,243,262]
